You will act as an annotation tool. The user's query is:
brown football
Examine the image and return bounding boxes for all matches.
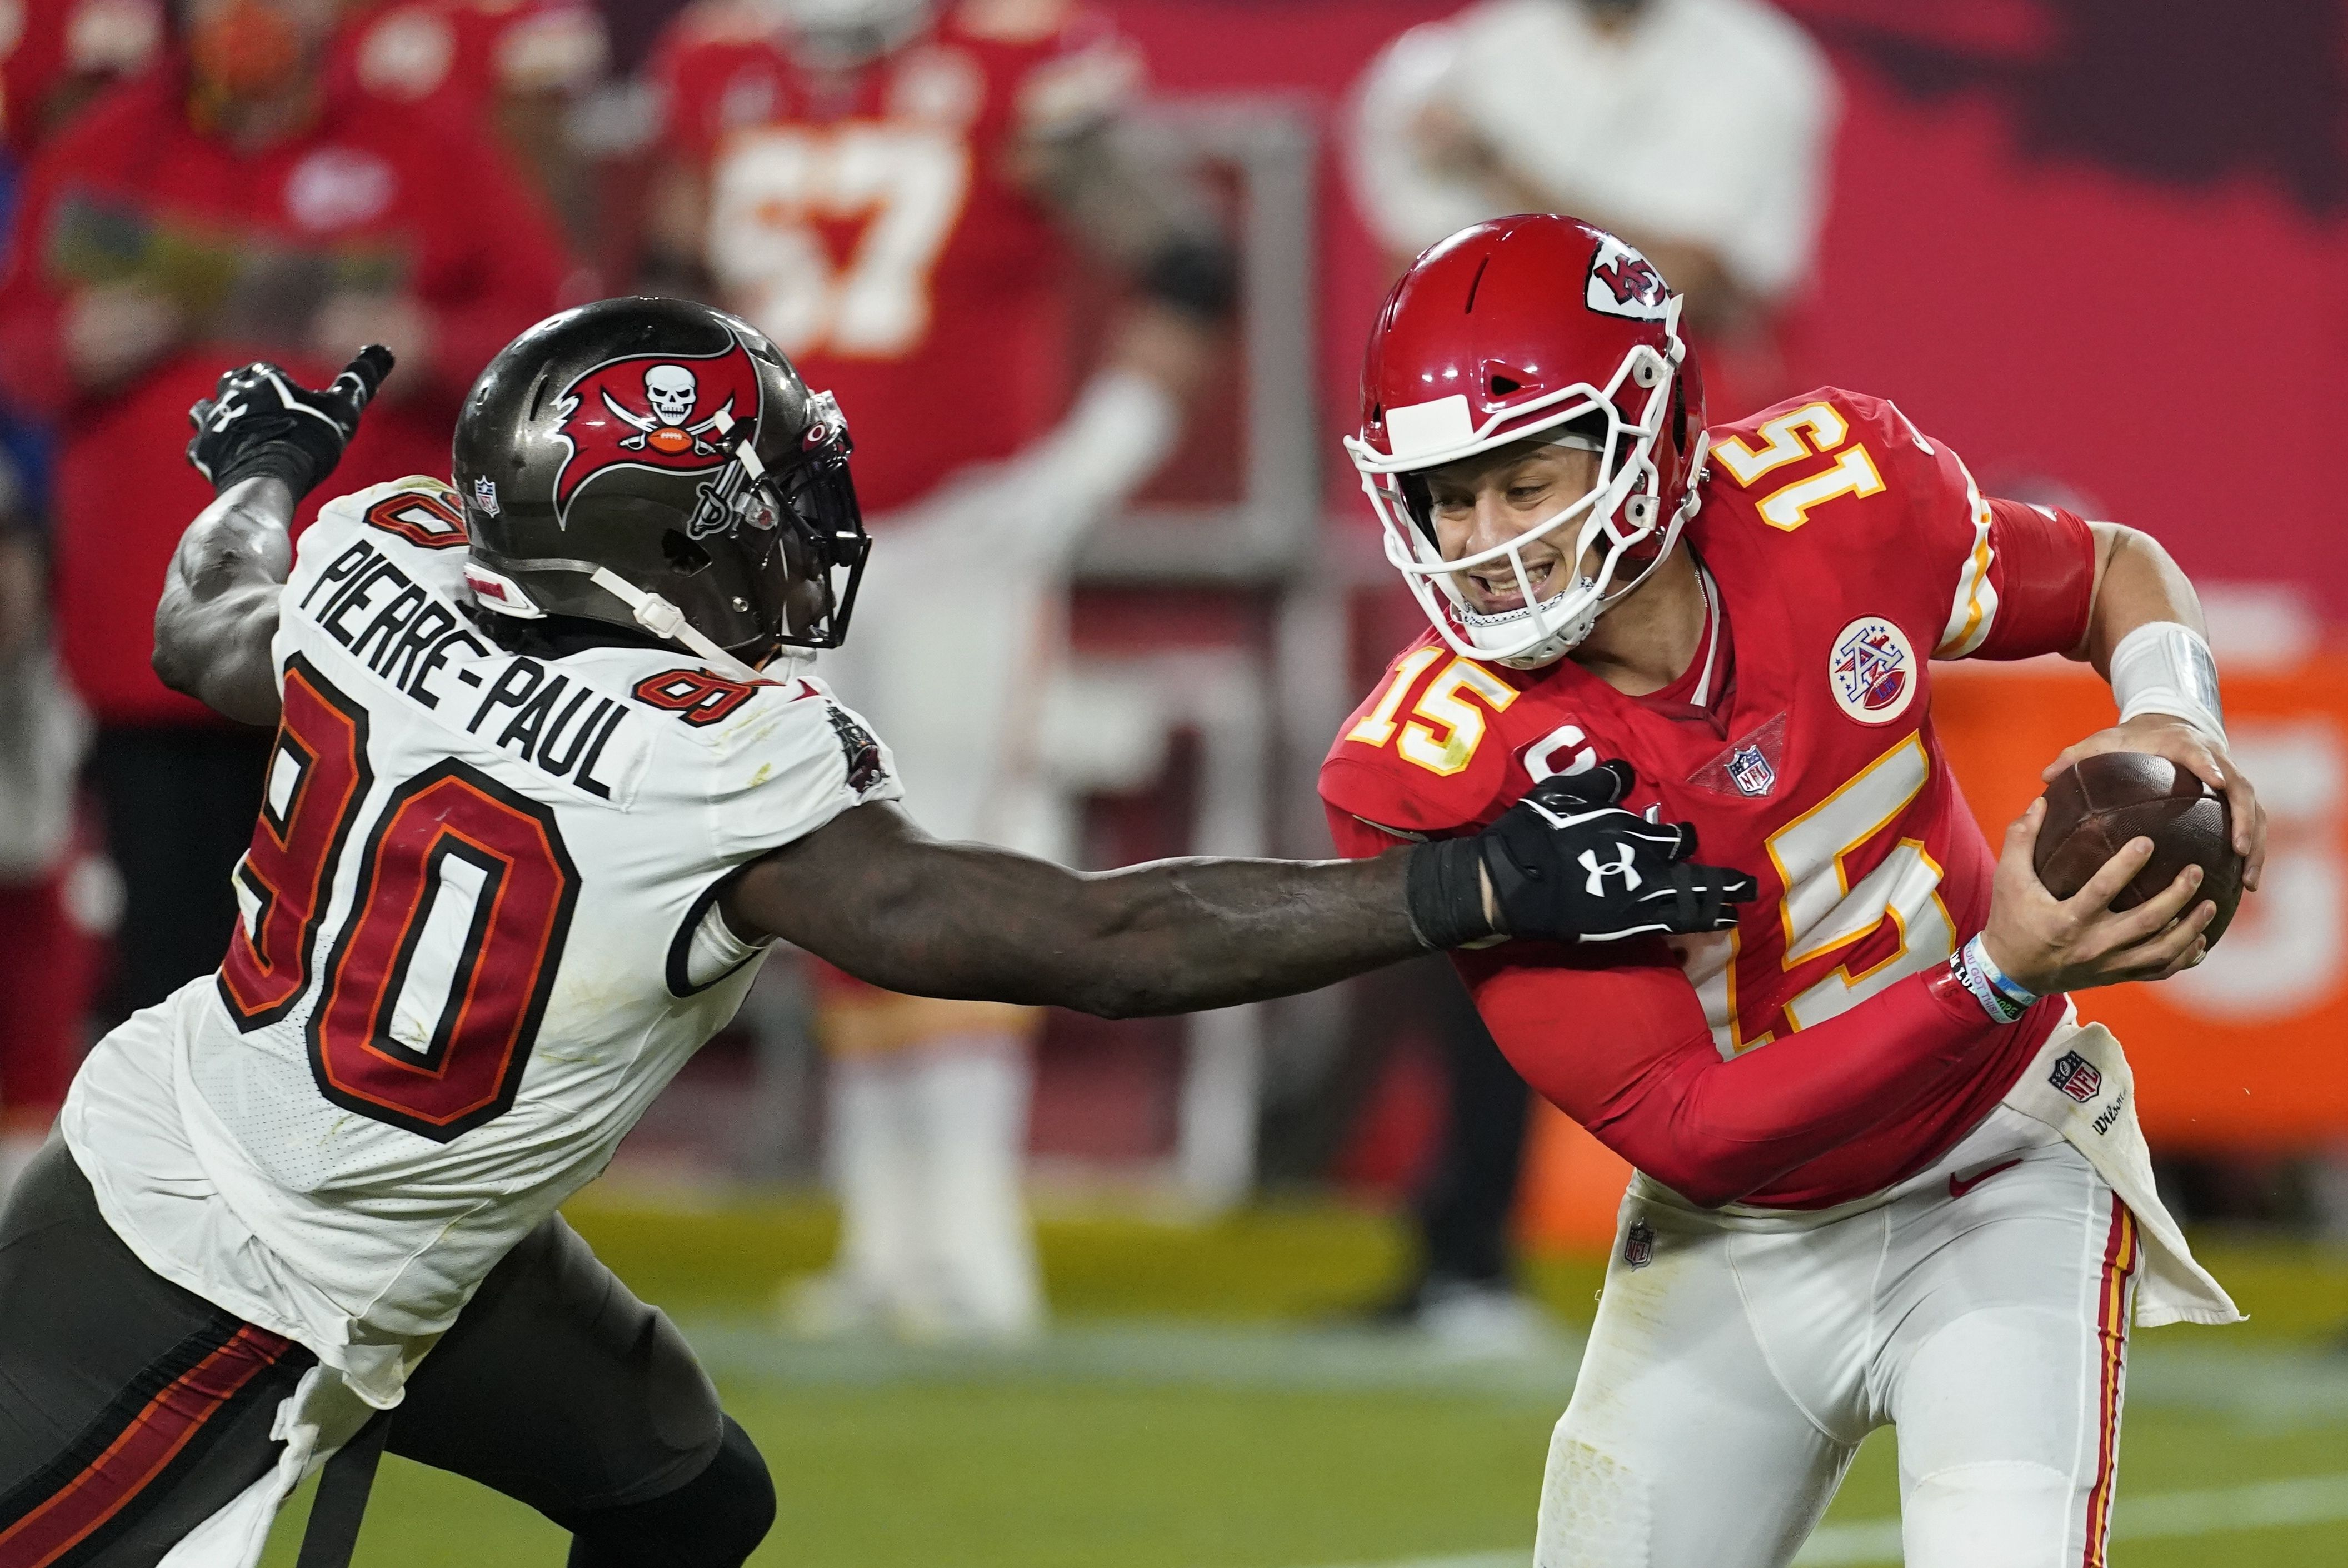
[2033,751,2242,947]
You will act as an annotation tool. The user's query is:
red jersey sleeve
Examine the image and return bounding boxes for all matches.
[1455,943,2011,1208]
[1317,638,1517,852]
[1965,497,2097,660]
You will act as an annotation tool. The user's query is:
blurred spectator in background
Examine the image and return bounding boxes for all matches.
[1350,0,1835,416]
[329,0,611,248]
[0,0,167,157]
[0,0,569,1027]
[646,0,1233,1342]
[0,447,101,1210]
[1339,0,1833,1349]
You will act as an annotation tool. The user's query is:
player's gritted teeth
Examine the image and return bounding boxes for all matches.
[1421,433,1605,615]
[1463,554,1560,612]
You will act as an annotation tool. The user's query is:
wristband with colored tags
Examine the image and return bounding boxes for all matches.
[1949,933,2038,1025]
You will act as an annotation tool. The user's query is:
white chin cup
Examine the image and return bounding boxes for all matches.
[1455,576,1602,669]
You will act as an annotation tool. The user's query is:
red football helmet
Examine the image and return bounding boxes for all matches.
[1345,214,1708,668]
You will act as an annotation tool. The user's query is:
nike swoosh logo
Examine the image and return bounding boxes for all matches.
[1948,1157,2024,1200]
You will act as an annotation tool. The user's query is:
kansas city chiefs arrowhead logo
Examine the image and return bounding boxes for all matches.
[551,337,765,526]
[1584,234,1670,323]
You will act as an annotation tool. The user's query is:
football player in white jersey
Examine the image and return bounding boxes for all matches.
[0,298,1761,1568]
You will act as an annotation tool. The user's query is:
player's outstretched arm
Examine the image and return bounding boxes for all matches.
[723,767,1756,1018]
[731,801,1427,1017]
[153,348,394,727]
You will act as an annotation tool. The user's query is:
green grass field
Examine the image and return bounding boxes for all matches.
[257,1194,2348,1567]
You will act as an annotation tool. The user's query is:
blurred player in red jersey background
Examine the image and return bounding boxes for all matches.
[0,0,571,1088]
[329,0,610,243]
[645,0,1234,1341]
[0,0,168,1217]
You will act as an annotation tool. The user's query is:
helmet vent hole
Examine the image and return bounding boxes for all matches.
[1463,256,1490,313]
[662,531,712,575]
[525,365,556,420]
[1488,374,1520,397]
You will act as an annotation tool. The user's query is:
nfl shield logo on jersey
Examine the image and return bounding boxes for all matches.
[1727,743,1775,798]
[1623,1218,1656,1270]
[2049,1051,2104,1105]
[1829,616,1917,725]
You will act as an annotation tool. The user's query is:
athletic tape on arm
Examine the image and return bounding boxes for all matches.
[2109,620,2225,741]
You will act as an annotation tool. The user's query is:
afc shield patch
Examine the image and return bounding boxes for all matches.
[1622,1218,1655,1270]
[2049,1050,2104,1105]
[1829,616,1917,725]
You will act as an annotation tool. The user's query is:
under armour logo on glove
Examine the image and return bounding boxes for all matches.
[1579,843,1642,896]
[1405,759,1759,948]
[186,346,396,500]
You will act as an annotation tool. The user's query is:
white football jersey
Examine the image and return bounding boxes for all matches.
[63,477,898,1402]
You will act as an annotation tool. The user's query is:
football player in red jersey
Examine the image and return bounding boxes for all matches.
[1322,215,2269,1568]
[643,0,1233,1340]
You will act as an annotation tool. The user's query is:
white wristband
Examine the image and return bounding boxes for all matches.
[2109,620,2225,742]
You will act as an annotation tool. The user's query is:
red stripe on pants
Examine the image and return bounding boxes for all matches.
[2081,1198,2140,1568]
[0,1324,296,1568]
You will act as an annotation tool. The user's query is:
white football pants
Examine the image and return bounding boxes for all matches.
[826,1037,1043,1340]
[1540,1105,2141,1568]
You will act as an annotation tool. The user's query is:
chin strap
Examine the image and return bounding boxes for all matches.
[588,567,768,685]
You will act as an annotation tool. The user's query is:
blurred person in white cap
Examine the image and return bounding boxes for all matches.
[1350,0,1836,418]
[643,0,1235,1342]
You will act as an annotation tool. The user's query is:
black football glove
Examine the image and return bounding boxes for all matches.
[1406,760,1758,947]
[186,345,396,500]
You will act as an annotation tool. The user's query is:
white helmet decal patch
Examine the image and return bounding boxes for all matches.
[1585,234,1670,322]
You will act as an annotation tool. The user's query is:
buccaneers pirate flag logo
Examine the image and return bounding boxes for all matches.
[551,337,765,525]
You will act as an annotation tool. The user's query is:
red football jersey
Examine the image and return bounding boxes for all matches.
[1321,389,2101,1209]
[650,0,1136,513]
[327,0,608,128]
